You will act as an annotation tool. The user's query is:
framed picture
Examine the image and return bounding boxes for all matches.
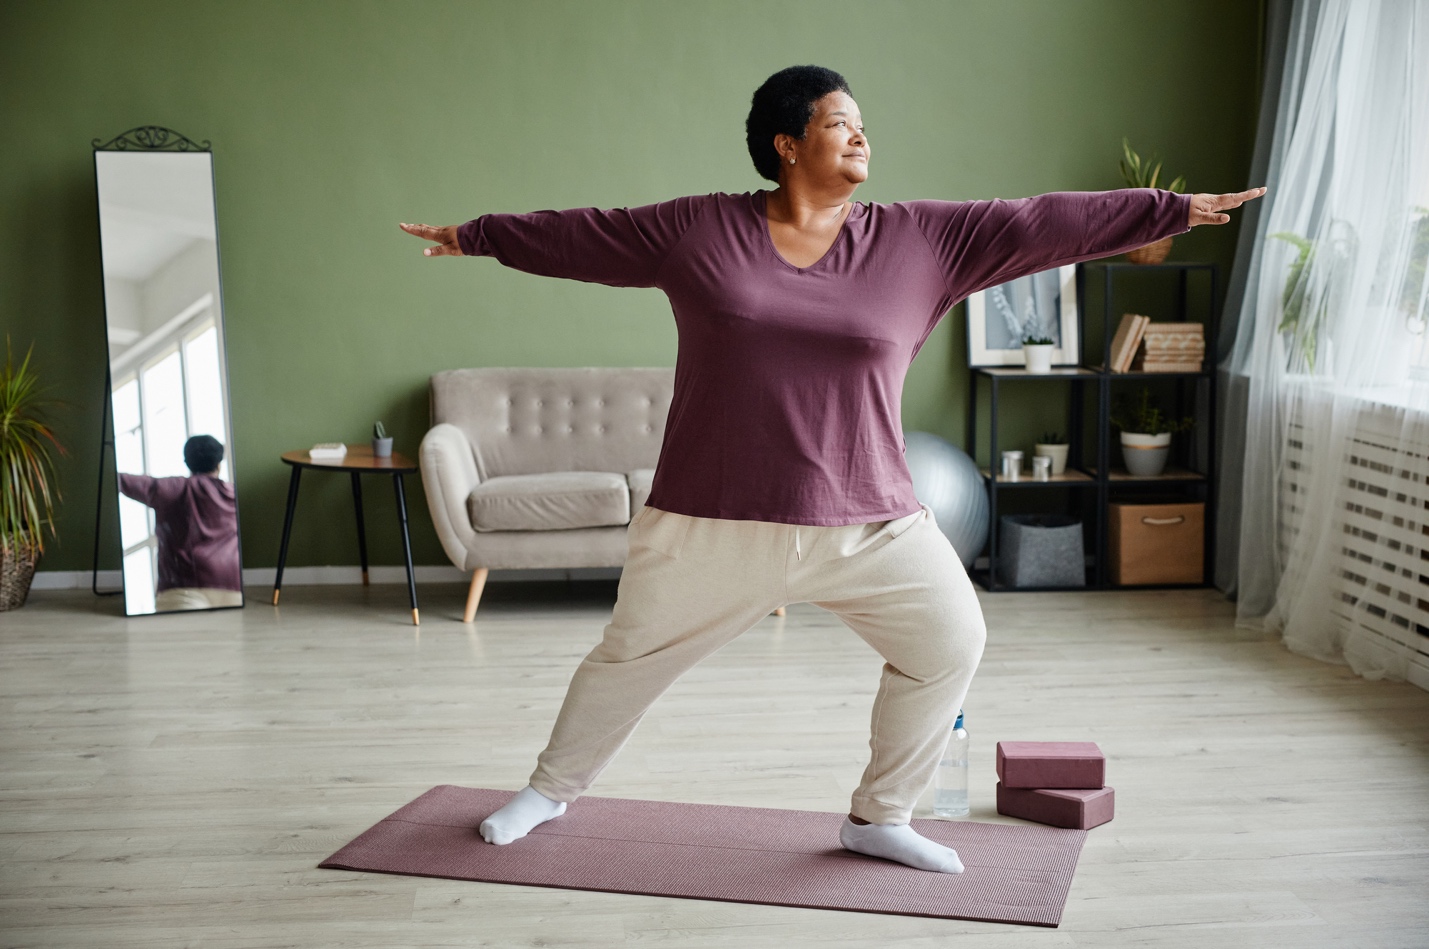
[966,265,1080,367]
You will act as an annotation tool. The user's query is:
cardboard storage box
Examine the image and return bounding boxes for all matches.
[996,741,1105,789]
[997,784,1115,829]
[1108,501,1204,585]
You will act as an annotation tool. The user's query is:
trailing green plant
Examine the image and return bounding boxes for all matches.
[1022,334,1055,346]
[0,340,63,557]
[1119,138,1185,193]
[373,421,387,439]
[1110,386,1194,436]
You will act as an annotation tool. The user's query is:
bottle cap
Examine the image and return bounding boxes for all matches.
[954,709,964,730]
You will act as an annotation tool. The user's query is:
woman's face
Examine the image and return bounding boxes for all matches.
[782,90,869,185]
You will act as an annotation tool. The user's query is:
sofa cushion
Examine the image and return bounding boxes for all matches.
[627,468,655,512]
[468,472,631,532]
[430,368,673,481]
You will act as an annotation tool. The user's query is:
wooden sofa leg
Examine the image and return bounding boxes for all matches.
[463,568,489,623]
[773,606,786,617]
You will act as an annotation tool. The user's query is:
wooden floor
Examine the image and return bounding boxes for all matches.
[3,582,1427,948]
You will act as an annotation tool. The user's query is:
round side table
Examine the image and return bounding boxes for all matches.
[273,445,421,625]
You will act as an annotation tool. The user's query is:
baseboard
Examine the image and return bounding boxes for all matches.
[31,565,623,590]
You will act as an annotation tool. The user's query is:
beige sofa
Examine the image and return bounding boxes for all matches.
[420,367,674,621]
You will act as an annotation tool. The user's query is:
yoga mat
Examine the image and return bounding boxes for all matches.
[320,785,1088,927]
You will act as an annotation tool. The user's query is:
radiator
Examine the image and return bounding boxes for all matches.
[1282,394,1429,691]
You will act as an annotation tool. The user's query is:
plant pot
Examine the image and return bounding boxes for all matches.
[372,437,394,458]
[1120,431,1172,476]
[1034,443,1070,475]
[1022,343,1054,373]
[1125,236,1172,265]
[0,540,38,611]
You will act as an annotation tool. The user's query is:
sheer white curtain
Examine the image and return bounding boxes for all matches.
[1224,0,1429,683]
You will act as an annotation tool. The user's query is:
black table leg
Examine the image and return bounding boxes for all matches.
[393,473,418,626]
[351,472,369,586]
[273,466,302,605]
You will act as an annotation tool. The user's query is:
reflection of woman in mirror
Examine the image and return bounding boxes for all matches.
[119,435,242,610]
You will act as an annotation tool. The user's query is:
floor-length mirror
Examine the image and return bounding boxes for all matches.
[94,129,243,615]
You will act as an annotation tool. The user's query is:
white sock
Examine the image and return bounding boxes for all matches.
[839,818,965,873]
[478,785,567,845]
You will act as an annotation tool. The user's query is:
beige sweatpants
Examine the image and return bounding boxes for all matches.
[529,502,987,824]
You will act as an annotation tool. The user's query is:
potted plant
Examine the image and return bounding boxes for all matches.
[1,341,63,611]
[1398,206,1429,380]
[372,421,393,458]
[1268,220,1357,373]
[1034,431,1070,475]
[1110,386,1193,477]
[1022,334,1055,373]
[1119,138,1186,265]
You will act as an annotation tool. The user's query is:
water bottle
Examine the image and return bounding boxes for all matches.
[933,710,970,817]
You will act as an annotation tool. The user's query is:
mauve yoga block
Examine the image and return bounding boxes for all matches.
[997,783,1115,830]
[996,741,1105,789]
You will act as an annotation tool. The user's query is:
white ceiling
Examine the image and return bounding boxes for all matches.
[96,151,217,282]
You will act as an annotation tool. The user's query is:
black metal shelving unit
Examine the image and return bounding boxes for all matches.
[967,260,1219,592]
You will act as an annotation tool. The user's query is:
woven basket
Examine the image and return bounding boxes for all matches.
[1,541,38,611]
[1125,236,1173,265]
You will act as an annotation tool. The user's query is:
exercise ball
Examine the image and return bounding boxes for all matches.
[903,431,988,568]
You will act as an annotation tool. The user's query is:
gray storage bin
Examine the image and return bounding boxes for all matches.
[998,514,1086,588]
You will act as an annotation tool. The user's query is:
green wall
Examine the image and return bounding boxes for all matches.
[0,0,1261,572]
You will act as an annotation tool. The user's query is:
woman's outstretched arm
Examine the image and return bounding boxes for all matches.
[399,195,711,289]
[905,187,1266,301]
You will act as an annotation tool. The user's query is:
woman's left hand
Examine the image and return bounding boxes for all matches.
[399,222,464,256]
[1188,187,1267,226]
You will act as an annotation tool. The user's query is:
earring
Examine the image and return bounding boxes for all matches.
[789,157,796,165]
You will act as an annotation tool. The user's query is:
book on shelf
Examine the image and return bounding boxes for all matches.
[1142,337,1206,353]
[1106,313,1151,372]
[1132,355,1205,372]
[309,442,347,461]
[1133,321,1205,372]
[1140,322,1204,335]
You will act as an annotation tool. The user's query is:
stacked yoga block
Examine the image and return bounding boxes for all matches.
[995,741,1114,830]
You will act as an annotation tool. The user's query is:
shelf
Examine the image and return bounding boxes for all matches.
[1109,368,1212,378]
[977,366,1211,379]
[969,570,1097,593]
[1089,465,1207,483]
[968,260,1219,592]
[979,467,1097,486]
[1081,261,1218,271]
[976,366,1099,378]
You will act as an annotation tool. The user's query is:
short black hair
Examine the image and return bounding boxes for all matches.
[184,435,224,474]
[745,65,852,183]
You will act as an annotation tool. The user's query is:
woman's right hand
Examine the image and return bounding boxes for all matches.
[399,222,463,257]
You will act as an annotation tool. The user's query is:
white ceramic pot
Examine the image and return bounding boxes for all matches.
[1034,443,1069,475]
[1022,343,1054,373]
[1120,431,1171,476]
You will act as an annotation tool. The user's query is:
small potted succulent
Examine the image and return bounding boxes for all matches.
[372,421,393,458]
[1119,138,1186,264]
[1033,431,1070,475]
[1021,334,1055,373]
[1,341,63,611]
[1110,386,1194,477]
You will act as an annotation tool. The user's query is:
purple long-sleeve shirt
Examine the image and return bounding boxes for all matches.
[118,473,242,591]
[458,189,1191,525]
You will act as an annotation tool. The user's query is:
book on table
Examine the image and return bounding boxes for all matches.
[309,442,347,461]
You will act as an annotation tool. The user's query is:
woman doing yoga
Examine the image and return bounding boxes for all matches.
[401,65,1264,873]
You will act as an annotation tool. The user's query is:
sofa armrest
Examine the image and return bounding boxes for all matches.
[419,423,481,570]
